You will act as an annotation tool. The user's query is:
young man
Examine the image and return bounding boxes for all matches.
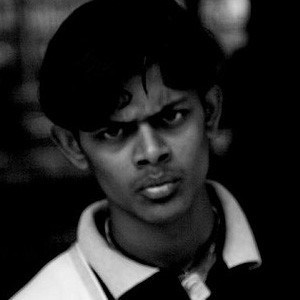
[12,0,262,299]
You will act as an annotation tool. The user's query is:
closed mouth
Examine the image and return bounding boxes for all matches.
[136,174,180,190]
[135,174,182,201]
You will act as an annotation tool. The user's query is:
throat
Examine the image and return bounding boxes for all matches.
[106,205,217,270]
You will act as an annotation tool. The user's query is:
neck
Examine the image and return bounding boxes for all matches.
[109,192,215,270]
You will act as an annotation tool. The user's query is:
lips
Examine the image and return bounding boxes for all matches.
[140,182,180,200]
[134,172,182,201]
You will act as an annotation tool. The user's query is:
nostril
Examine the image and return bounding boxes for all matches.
[136,158,149,167]
[158,152,170,163]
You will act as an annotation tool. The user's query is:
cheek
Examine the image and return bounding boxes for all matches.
[88,150,132,196]
[173,122,209,168]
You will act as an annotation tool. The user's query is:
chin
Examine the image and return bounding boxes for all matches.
[137,198,192,225]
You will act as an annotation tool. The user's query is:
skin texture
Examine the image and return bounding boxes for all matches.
[52,65,222,268]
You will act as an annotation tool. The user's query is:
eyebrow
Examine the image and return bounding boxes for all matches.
[109,97,189,126]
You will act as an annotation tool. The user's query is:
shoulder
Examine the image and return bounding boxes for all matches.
[10,246,94,300]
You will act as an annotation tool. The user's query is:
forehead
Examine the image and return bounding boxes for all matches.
[111,65,197,122]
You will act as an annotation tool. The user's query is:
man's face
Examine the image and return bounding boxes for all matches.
[79,65,212,224]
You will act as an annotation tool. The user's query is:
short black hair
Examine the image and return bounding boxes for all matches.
[39,0,223,132]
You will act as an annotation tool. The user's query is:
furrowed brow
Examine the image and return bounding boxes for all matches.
[103,120,137,130]
[152,97,189,116]
[110,97,189,125]
[143,97,189,124]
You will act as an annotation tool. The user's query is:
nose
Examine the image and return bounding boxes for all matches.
[132,123,171,168]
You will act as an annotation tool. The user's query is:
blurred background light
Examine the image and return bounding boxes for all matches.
[198,0,251,55]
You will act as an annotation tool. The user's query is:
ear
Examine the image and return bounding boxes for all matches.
[51,125,89,170]
[204,86,232,155]
[204,85,223,138]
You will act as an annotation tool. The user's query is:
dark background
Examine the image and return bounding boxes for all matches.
[1,0,289,298]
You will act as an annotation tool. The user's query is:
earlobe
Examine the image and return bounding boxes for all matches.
[51,126,89,170]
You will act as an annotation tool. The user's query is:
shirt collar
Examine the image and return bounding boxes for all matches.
[77,181,261,298]
[77,201,158,299]
[207,181,261,268]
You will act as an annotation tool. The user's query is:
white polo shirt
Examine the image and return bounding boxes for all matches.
[11,181,261,300]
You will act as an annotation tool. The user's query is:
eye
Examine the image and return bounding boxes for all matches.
[94,122,137,142]
[162,110,186,126]
[103,127,123,140]
[95,125,124,141]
